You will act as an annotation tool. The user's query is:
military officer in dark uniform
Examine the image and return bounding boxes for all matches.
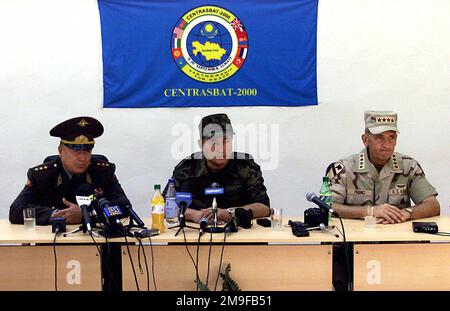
[164,113,271,224]
[9,116,131,225]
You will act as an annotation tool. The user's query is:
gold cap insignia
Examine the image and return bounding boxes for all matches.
[78,119,89,127]
[61,135,95,145]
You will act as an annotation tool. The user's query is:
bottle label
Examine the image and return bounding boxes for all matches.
[152,204,164,214]
[165,199,178,219]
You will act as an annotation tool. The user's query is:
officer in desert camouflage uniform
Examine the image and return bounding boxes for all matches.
[327,111,439,224]
[164,113,270,224]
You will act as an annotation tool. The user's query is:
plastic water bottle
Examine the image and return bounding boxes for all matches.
[319,176,333,224]
[151,184,165,233]
[165,179,179,225]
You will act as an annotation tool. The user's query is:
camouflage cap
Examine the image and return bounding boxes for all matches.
[364,111,399,134]
[199,113,234,139]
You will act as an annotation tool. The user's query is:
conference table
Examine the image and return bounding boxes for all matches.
[344,217,450,291]
[0,216,448,291]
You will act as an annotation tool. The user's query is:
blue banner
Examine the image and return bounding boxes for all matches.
[98,0,318,108]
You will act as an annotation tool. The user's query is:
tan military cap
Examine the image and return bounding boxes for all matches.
[364,111,399,134]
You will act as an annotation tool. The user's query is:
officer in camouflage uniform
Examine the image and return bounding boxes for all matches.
[327,111,439,224]
[9,116,131,225]
[164,113,271,224]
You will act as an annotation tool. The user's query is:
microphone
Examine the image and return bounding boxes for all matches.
[122,204,145,228]
[306,192,336,215]
[175,192,192,212]
[204,182,224,196]
[175,192,192,227]
[205,183,224,227]
[199,217,208,234]
[224,218,238,233]
[98,198,127,226]
[82,204,92,232]
[75,183,94,198]
[75,184,95,233]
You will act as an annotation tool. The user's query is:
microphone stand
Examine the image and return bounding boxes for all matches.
[306,223,339,238]
[63,224,99,237]
[63,225,85,237]
[63,206,99,238]
[169,203,199,236]
[204,198,225,233]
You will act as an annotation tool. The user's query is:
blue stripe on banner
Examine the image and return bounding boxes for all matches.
[98,0,318,108]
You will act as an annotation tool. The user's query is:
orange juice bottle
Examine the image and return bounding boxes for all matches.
[151,184,165,233]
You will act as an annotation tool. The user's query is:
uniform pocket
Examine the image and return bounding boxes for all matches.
[388,187,410,207]
[388,193,410,207]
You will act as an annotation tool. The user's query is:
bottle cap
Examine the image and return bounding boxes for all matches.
[322,176,329,182]
[154,184,161,190]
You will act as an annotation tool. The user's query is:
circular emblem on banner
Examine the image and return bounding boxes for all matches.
[171,6,249,83]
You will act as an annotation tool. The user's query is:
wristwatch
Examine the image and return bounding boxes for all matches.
[227,208,235,219]
[405,207,413,220]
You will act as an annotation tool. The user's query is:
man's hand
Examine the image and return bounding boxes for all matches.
[199,208,231,225]
[52,198,83,224]
[185,208,232,224]
[373,203,406,224]
[377,208,411,224]
[216,208,232,224]
[184,208,203,224]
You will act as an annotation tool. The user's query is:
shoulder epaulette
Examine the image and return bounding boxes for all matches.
[90,160,113,169]
[30,162,59,174]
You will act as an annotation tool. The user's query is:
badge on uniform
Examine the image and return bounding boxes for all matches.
[392,184,407,195]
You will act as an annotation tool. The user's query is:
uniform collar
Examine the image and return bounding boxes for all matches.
[356,148,403,176]
[57,158,92,184]
[388,153,403,172]
[195,156,209,177]
[355,149,370,173]
[62,165,73,180]
[194,154,234,178]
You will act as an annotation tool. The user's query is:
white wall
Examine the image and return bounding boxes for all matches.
[0,0,448,221]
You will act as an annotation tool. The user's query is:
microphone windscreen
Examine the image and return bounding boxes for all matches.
[199,218,208,230]
[98,198,110,209]
[306,192,316,202]
[75,183,94,196]
[210,182,220,188]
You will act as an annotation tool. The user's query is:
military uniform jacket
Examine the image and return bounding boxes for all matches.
[165,152,270,212]
[327,148,437,208]
[9,157,131,225]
